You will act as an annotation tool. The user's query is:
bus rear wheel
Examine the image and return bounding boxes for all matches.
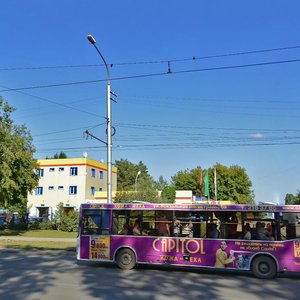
[252,256,277,279]
[116,249,136,270]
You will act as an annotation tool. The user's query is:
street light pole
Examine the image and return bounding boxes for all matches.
[135,171,141,192]
[87,34,112,204]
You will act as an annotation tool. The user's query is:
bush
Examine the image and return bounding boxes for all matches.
[39,220,54,230]
[27,222,41,230]
[52,203,79,232]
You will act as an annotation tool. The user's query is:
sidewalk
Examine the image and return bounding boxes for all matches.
[0,236,76,242]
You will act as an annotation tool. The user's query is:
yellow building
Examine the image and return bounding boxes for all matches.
[27,157,117,219]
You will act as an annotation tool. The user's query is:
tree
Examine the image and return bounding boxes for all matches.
[161,186,176,203]
[114,159,159,203]
[171,163,254,204]
[213,163,254,204]
[171,166,203,195]
[154,176,168,190]
[0,97,38,215]
[46,152,67,159]
[115,159,154,191]
[285,191,300,205]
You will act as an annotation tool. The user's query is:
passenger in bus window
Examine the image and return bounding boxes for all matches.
[121,218,133,235]
[157,215,170,236]
[256,222,273,240]
[133,218,148,236]
[209,223,220,239]
[173,217,181,237]
[243,223,251,240]
[228,213,238,239]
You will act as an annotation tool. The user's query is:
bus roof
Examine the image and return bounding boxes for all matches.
[80,202,300,212]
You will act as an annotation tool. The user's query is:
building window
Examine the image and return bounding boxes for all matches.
[91,168,96,178]
[58,186,64,190]
[35,187,43,195]
[48,186,54,190]
[99,170,104,179]
[49,168,55,172]
[69,186,77,195]
[59,167,64,172]
[36,168,44,177]
[91,186,95,196]
[70,167,78,176]
[99,188,103,191]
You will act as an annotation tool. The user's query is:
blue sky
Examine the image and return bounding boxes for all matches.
[1,1,300,203]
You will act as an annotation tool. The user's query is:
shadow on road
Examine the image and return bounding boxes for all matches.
[1,249,299,300]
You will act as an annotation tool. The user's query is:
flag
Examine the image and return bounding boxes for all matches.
[203,170,209,198]
[199,171,203,197]
[214,167,217,200]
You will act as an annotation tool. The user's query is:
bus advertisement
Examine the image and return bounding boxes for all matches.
[77,203,300,279]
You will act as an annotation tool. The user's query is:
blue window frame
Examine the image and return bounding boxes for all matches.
[91,186,95,196]
[69,186,77,195]
[36,168,44,177]
[70,167,78,176]
[59,167,64,172]
[35,187,43,195]
[49,168,55,172]
[99,170,104,179]
[91,168,96,178]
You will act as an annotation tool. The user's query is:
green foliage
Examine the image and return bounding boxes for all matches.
[115,159,154,191]
[115,187,158,203]
[52,203,79,232]
[39,221,55,230]
[154,176,169,190]
[115,158,160,202]
[161,186,176,203]
[27,220,54,230]
[171,166,203,195]
[46,152,68,159]
[285,191,300,204]
[171,163,254,204]
[0,97,38,212]
[213,163,254,204]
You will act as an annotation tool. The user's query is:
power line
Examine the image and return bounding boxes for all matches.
[116,122,300,133]
[1,45,300,71]
[32,124,104,137]
[36,139,300,153]
[1,58,300,93]
[0,84,102,118]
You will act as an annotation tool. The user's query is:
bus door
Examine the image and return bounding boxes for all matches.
[80,209,111,260]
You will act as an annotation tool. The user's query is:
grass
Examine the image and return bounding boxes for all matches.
[0,240,76,251]
[0,229,77,251]
[0,229,77,238]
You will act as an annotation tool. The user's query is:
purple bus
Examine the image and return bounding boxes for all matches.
[77,203,300,279]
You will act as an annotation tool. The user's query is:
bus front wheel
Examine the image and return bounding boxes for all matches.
[116,248,136,270]
[252,255,277,279]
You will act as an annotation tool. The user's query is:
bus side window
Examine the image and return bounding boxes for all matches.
[83,209,110,235]
[282,213,297,240]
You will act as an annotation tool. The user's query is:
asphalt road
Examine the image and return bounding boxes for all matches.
[0,249,299,300]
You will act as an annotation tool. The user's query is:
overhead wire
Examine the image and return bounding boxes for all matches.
[1,45,300,71]
[1,58,300,93]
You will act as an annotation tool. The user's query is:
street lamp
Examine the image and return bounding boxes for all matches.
[135,171,141,192]
[87,34,112,203]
